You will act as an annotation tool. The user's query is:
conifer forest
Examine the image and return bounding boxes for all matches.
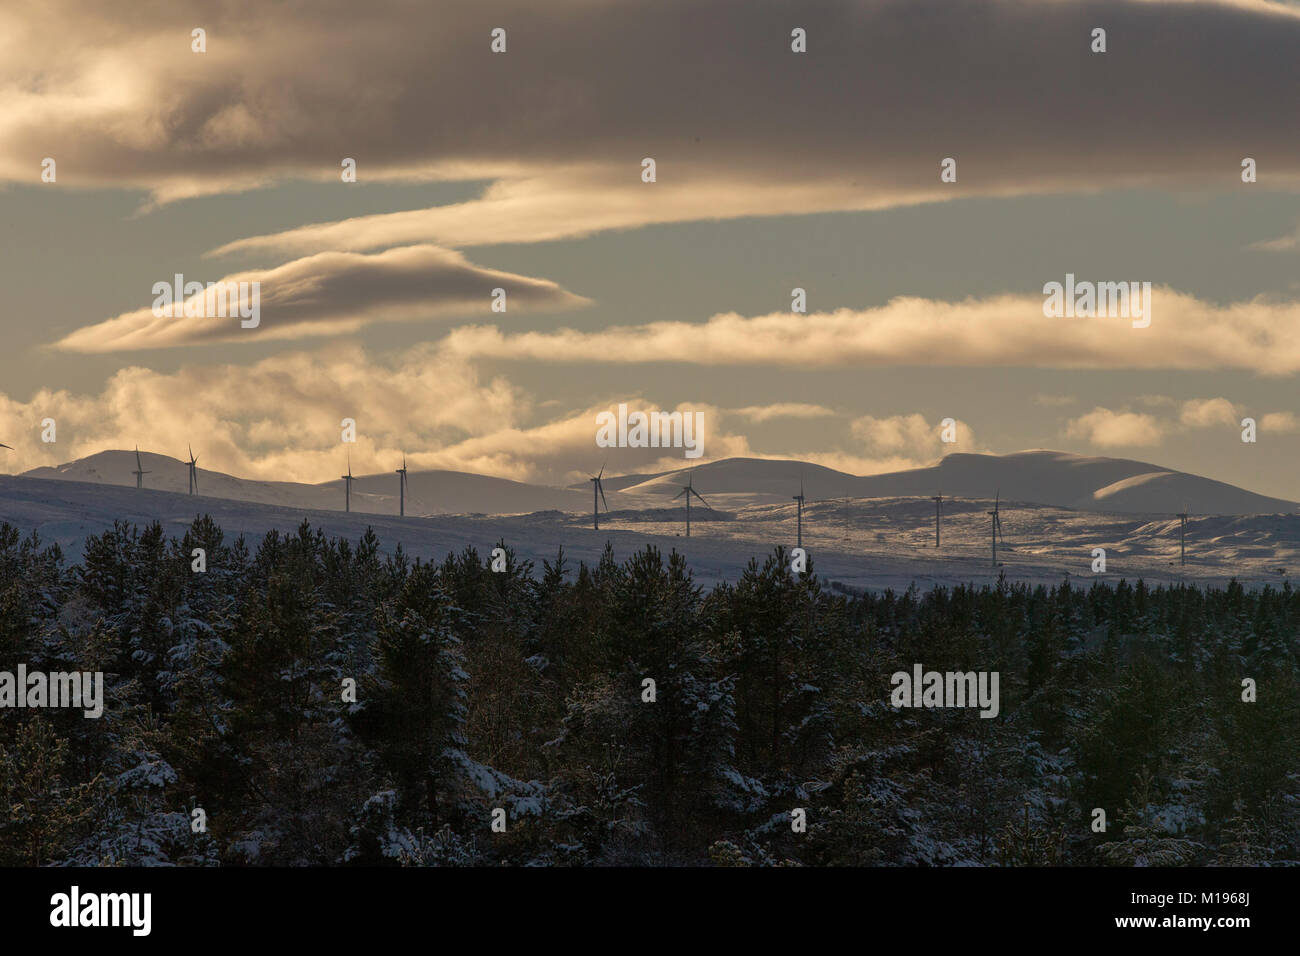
[1,517,1294,867]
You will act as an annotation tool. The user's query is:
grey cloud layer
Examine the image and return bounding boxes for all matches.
[5,0,1299,249]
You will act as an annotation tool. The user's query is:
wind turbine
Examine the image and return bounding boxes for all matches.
[931,492,944,548]
[132,446,150,489]
[1176,504,1189,567]
[987,490,1004,567]
[792,477,806,549]
[673,470,712,537]
[186,445,199,495]
[589,463,609,531]
[396,454,408,517]
[342,453,355,513]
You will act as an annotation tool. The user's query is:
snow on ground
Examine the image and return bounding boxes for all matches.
[26,448,1300,519]
[1,475,1296,592]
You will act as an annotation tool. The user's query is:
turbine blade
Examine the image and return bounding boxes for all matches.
[692,488,712,509]
[673,488,687,500]
[599,480,609,512]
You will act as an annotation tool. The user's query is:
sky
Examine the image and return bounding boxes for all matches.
[4,0,1300,498]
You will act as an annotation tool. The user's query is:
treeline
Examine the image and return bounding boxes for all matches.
[0,517,1296,866]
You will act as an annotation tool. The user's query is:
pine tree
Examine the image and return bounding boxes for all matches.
[1096,769,1202,866]
[354,571,469,827]
[0,718,98,865]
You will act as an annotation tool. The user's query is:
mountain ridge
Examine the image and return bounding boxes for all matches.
[15,448,1296,516]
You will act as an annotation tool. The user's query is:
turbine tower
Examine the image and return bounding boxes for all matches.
[186,445,199,495]
[792,477,806,549]
[1176,506,1189,566]
[342,453,355,513]
[931,492,944,548]
[396,454,408,517]
[133,446,150,489]
[987,490,1004,567]
[589,463,609,531]
[673,470,712,537]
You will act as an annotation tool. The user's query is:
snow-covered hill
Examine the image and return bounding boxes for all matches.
[857,450,1298,515]
[22,450,591,516]
[614,451,1297,516]
[2,472,1298,592]
[22,448,1296,518]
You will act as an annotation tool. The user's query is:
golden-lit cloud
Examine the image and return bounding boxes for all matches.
[0,346,761,485]
[728,403,836,422]
[1180,397,1240,428]
[52,245,588,353]
[850,413,977,456]
[1063,397,1299,448]
[1,343,528,482]
[0,336,992,485]
[439,288,1300,375]
[209,174,942,258]
[1260,411,1300,432]
[1065,408,1166,448]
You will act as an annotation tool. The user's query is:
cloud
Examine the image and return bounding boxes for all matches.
[0,333,986,485]
[850,413,975,456]
[1248,231,1298,252]
[0,345,758,485]
[439,401,758,485]
[440,287,1300,375]
[4,1,1300,249]
[1260,411,1300,432]
[1180,397,1241,427]
[51,245,588,353]
[0,342,526,481]
[1065,407,1165,447]
[728,403,836,422]
[1069,397,1298,445]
